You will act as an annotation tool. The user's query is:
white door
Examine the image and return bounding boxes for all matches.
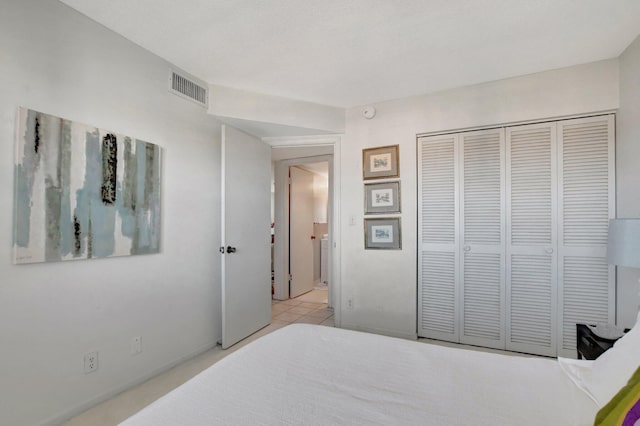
[506,122,558,357]
[557,115,615,358]
[459,128,506,349]
[418,133,460,342]
[221,125,271,349]
[289,166,315,298]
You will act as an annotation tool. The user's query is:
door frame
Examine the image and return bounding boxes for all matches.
[269,136,341,326]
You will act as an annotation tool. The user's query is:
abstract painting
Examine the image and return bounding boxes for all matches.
[13,108,162,264]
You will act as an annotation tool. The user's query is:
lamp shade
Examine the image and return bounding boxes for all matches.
[607,219,640,268]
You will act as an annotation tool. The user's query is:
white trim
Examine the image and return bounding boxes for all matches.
[220,124,227,345]
[609,115,617,325]
[341,324,417,341]
[44,341,218,426]
[264,135,341,146]
[416,110,617,139]
[272,136,342,326]
[274,154,332,301]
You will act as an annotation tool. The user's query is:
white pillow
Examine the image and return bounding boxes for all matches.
[576,311,640,406]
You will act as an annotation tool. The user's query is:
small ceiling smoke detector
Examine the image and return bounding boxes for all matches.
[362,106,376,119]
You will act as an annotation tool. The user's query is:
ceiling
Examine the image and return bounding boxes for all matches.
[59,0,640,108]
[297,162,329,179]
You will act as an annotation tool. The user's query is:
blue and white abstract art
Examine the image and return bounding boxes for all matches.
[13,108,162,264]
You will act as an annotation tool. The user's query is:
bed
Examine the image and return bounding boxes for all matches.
[121,315,640,426]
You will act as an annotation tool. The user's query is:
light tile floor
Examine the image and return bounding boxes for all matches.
[63,294,333,426]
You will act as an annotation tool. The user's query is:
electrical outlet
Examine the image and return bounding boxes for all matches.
[84,351,98,374]
[347,298,354,310]
[131,336,142,355]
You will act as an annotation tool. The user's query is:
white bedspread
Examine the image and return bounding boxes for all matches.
[121,324,597,425]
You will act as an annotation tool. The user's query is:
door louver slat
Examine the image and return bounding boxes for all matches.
[562,257,610,351]
[418,135,458,341]
[510,255,553,347]
[558,115,614,358]
[463,252,501,340]
[460,129,504,348]
[561,121,610,246]
[421,252,456,334]
[510,127,552,245]
[462,132,502,245]
[506,123,557,356]
[421,137,456,244]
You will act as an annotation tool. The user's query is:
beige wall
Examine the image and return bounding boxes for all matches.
[339,60,620,338]
[0,1,222,424]
[617,34,640,328]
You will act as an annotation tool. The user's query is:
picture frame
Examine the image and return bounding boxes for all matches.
[364,181,401,214]
[364,217,402,250]
[362,144,399,180]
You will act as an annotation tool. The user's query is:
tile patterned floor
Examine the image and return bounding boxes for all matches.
[271,295,334,327]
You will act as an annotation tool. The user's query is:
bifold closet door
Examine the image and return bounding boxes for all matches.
[557,115,615,358]
[506,123,558,357]
[418,114,615,357]
[418,134,459,342]
[459,129,506,349]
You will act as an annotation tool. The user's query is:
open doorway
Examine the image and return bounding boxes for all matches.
[272,147,335,310]
[269,137,341,329]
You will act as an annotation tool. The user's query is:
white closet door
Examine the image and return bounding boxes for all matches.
[506,123,558,356]
[557,115,615,358]
[418,134,459,341]
[459,129,505,349]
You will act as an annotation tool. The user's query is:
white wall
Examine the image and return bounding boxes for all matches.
[339,60,620,339]
[313,173,329,223]
[0,1,221,425]
[209,84,345,134]
[617,34,640,328]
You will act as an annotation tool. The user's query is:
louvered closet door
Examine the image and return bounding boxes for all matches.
[506,123,558,356]
[459,129,505,349]
[557,115,615,358]
[418,134,459,341]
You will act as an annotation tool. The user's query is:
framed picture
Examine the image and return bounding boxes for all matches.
[13,108,162,264]
[364,181,400,214]
[364,217,401,250]
[362,144,399,180]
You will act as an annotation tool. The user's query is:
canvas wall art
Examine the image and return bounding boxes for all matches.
[13,108,162,264]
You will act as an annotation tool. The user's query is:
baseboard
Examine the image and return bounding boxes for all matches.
[339,323,418,341]
[41,340,218,426]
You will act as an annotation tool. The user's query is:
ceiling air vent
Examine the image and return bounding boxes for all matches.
[169,70,208,107]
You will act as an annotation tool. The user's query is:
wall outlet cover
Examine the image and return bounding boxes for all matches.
[84,351,98,374]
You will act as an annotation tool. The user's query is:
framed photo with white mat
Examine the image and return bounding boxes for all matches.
[362,145,399,180]
[364,181,400,214]
[364,217,401,250]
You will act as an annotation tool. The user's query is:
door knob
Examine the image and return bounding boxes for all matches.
[463,245,471,252]
[226,246,237,254]
[545,247,554,254]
